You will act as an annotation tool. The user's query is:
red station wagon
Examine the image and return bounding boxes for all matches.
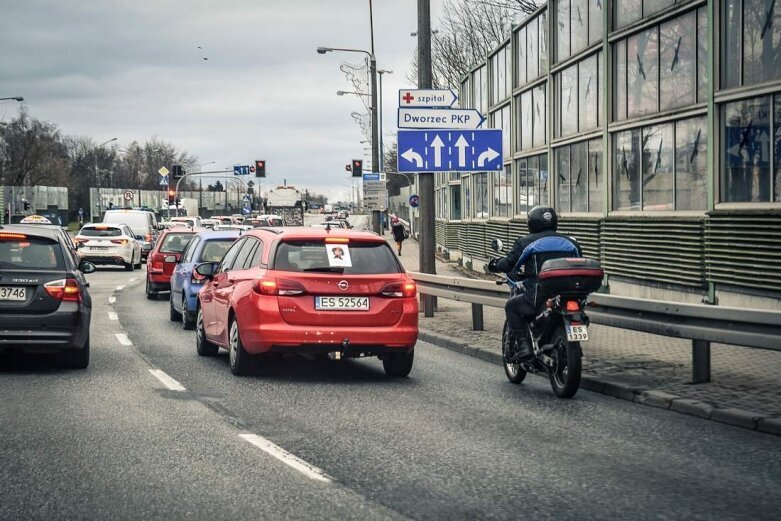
[146,228,199,299]
[194,228,418,376]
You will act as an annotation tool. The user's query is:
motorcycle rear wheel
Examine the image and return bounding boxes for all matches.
[501,321,527,384]
[548,323,582,398]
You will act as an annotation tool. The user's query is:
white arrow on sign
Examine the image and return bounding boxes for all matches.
[477,147,500,167]
[398,107,485,129]
[430,135,444,167]
[401,148,424,168]
[455,135,469,167]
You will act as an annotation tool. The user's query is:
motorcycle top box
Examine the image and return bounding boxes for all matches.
[538,258,604,298]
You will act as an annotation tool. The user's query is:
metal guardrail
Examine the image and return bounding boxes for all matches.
[410,272,781,384]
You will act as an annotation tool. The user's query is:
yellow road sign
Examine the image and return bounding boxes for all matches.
[158,166,170,177]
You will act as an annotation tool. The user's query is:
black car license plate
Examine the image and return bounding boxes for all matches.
[0,286,26,301]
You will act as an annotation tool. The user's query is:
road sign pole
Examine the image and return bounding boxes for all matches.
[417,0,436,317]
[370,55,382,235]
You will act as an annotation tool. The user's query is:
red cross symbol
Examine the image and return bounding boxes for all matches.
[402,92,414,104]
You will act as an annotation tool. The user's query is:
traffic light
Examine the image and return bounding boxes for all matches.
[23,200,30,211]
[172,165,184,179]
[255,160,266,178]
[351,159,363,177]
[168,190,175,205]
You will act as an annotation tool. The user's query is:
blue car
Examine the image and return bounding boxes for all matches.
[169,230,240,329]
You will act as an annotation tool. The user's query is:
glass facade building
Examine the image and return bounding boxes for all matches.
[433,0,781,306]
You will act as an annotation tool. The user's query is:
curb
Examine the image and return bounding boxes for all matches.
[417,330,780,438]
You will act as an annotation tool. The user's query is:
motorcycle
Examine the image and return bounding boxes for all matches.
[490,238,604,398]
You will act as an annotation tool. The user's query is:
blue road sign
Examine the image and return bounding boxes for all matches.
[397,129,503,173]
[234,165,250,176]
[362,173,381,181]
[159,175,169,186]
[408,194,420,208]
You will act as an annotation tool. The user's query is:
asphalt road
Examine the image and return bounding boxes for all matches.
[2,234,780,520]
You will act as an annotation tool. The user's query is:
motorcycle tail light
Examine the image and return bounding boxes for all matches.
[565,300,580,312]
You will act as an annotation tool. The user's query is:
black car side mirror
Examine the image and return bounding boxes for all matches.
[135,235,144,241]
[79,261,97,274]
[194,262,217,279]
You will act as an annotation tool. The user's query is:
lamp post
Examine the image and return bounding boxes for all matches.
[94,137,117,221]
[317,44,380,233]
[377,69,392,171]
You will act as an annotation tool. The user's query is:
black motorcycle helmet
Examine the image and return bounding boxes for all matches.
[527,206,558,233]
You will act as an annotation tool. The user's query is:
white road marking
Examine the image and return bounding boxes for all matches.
[148,369,186,392]
[115,333,132,346]
[108,296,116,304]
[116,285,125,291]
[129,277,137,282]
[239,433,333,483]
[108,311,118,321]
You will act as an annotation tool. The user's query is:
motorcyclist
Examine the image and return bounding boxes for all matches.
[487,206,581,361]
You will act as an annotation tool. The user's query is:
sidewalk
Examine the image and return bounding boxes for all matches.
[390,234,781,436]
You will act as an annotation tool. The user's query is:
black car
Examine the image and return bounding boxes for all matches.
[0,225,96,368]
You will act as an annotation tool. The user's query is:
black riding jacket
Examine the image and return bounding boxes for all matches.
[494,230,582,277]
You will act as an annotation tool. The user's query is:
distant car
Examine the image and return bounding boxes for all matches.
[103,209,160,261]
[194,227,418,376]
[200,218,219,229]
[213,215,237,226]
[337,210,348,219]
[311,220,349,229]
[0,225,96,368]
[247,214,284,227]
[213,224,253,232]
[169,230,241,329]
[145,228,198,299]
[169,216,201,228]
[75,223,143,271]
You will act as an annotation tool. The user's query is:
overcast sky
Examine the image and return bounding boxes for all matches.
[0,0,446,201]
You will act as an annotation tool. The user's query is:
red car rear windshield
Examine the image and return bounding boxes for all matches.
[0,236,65,270]
[273,240,401,274]
[159,233,192,253]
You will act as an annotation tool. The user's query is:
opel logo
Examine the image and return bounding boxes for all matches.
[337,280,349,291]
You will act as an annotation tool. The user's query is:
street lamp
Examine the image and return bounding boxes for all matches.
[337,90,370,98]
[377,69,392,170]
[0,96,23,102]
[94,138,117,218]
[317,43,381,233]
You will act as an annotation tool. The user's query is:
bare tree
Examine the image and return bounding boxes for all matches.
[0,108,69,186]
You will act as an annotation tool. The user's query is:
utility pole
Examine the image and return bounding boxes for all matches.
[369,0,382,235]
[417,0,436,317]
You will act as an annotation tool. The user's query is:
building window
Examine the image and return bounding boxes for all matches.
[515,153,549,214]
[492,105,511,159]
[556,52,601,138]
[515,10,547,89]
[722,95,781,203]
[515,85,547,151]
[490,45,510,106]
[472,65,489,115]
[472,173,489,219]
[555,138,604,213]
[556,0,601,63]
[533,84,547,148]
[614,8,706,121]
[613,115,707,210]
[724,0,781,89]
[493,165,513,218]
[450,185,462,220]
[463,180,471,218]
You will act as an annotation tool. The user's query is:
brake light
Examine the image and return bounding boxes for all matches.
[145,233,152,242]
[0,232,27,240]
[44,278,81,302]
[381,281,417,298]
[191,270,206,284]
[253,279,278,295]
[74,238,87,244]
[324,237,349,244]
[252,278,306,296]
[110,239,128,245]
[565,300,580,312]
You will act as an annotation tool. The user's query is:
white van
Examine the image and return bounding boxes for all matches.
[103,209,160,260]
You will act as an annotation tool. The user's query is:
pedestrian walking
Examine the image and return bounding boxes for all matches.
[391,216,406,255]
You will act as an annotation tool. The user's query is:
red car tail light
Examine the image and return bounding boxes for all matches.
[149,254,164,273]
[110,239,128,245]
[74,238,87,244]
[565,300,580,312]
[44,278,81,302]
[145,233,153,242]
[381,281,417,298]
[252,278,306,296]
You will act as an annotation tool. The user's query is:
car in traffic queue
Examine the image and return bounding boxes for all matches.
[0,225,96,368]
[213,215,238,226]
[200,218,219,229]
[74,223,143,271]
[145,228,199,299]
[169,216,201,228]
[312,220,350,229]
[168,230,241,329]
[103,209,160,261]
[193,227,418,377]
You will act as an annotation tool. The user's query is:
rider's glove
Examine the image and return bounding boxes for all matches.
[488,258,499,272]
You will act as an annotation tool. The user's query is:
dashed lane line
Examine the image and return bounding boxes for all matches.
[148,369,186,392]
[109,296,116,304]
[108,311,118,321]
[115,285,125,291]
[129,277,138,282]
[115,333,132,346]
[239,433,333,483]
